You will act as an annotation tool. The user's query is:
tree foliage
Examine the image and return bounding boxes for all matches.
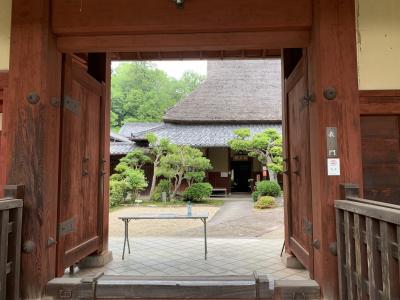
[116,149,151,171]
[145,133,175,197]
[111,62,205,130]
[110,150,149,205]
[157,145,212,199]
[229,128,283,181]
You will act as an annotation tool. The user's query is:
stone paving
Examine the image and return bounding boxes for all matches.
[68,197,309,281]
[71,237,309,280]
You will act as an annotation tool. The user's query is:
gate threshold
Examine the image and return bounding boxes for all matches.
[46,273,320,300]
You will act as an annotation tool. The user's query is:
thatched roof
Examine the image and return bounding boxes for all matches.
[163,59,282,124]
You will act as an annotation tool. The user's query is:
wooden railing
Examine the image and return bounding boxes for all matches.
[0,185,24,300]
[335,184,400,300]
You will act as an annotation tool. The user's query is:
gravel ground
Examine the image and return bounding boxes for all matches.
[109,205,220,237]
[109,197,284,239]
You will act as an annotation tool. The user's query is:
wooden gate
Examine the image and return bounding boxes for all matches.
[284,56,314,275]
[56,56,105,276]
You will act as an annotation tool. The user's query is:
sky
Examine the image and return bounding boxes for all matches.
[112,60,208,79]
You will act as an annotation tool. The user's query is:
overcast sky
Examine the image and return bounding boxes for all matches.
[112,60,208,79]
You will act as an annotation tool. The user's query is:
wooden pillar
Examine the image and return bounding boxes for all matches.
[308,0,363,298]
[88,53,111,254]
[3,0,61,297]
[0,71,8,198]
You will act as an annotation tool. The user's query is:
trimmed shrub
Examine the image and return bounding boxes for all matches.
[124,169,148,201]
[254,196,276,209]
[151,179,172,201]
[110,180,128,208]
[183,182,213,202]
[255,180,281,197]
[252,191,260,202]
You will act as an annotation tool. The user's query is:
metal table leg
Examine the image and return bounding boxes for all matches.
[202,218,208,260]
[122,219,131,260]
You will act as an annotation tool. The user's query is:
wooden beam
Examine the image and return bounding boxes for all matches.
[52,0,312,36]
[57,31,311,53]
[4,0,62,297]
[359,90,400,115]
[307,0,363,298]
[111,49,282,61]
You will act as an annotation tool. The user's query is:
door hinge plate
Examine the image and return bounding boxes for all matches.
[303,218,312,236]
[64,96,80,115]
[58,218,76,237]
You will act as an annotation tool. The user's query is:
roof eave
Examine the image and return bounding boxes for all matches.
[163,119,282,125]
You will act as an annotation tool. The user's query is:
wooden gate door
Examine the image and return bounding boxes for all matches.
[56,56,104,276]
[284,57,314,275]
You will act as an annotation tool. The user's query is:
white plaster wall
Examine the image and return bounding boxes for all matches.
[356,0,400,90]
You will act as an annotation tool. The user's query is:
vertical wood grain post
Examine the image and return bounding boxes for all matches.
[3,0,62,297]
[308,0,364,298]
[88,53,111,254]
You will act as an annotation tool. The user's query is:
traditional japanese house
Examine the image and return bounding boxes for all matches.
[112,60,282,193]
[0,0,399,298]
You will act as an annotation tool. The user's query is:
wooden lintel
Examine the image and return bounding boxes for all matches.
[52,0,312,36]
[111,49,282,61]
[57,31,311,53]
[359,90,400,115]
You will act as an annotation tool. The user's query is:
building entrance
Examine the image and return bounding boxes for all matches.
[231,161,252,193]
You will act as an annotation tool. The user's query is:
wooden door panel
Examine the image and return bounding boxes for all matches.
[57,56,103,276]
[285,57,313,274]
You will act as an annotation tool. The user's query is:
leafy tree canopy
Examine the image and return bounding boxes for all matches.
[229,128,283,181]
[111,62,205,131]
[157,145,212,198]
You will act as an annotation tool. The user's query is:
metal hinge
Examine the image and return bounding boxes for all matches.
[299,93,314,107]
[303,218,312,236]
[58,218,76,237]
[64,96,80,115]
[50,96,80,114]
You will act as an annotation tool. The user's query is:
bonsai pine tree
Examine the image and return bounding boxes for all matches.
[110,150,149,204]
[229,128,283,182]
[145,133,174,197]
[157,145,212,199]
[116,148,151,171]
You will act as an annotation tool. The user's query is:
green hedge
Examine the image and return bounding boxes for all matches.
[183,183,213,202]
[255,180,281,197]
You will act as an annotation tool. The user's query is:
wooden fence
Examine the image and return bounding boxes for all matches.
[0,185,24,300]
[335,185,400,300]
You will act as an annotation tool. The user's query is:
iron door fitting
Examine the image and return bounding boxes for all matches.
[292,156,300,175]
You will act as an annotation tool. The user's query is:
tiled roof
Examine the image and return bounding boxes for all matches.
[136,123,282,148]
[163,59,282,124]
[119,122,164,138]
[110,142,136,155]
[111,123,282,155]
[110,131,131,142]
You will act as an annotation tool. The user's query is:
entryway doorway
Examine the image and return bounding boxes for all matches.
[231,161,252,193]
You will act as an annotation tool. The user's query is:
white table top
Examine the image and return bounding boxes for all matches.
[119,213,209,220]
